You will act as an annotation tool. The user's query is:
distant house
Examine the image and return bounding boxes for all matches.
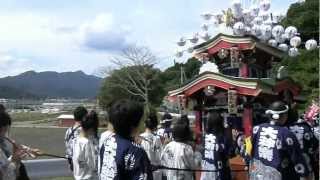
[57,114,74,127]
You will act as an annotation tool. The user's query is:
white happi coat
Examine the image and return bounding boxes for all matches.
[161,141,195,180]
[73,136,99,180]
[140,132,162,180]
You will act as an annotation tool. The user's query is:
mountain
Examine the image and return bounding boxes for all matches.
[0,71,103,99]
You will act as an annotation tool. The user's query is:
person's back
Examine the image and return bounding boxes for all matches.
[73,136,99,180]
[99,99,153,180]
[250,101,310,180]
[140,132,162,165]
[201,112,233,180]
[65,106,88,171]
[161,141,194,180]
[161,120,195,180]
[289,118,319,179]
[72,111,99,180]
[100,134,151,179]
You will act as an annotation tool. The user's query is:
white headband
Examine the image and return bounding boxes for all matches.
[265,105,289,120]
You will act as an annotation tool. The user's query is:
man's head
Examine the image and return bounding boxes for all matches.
[73,106,88,122]
[108,99,144,139]
[266,101,289,125]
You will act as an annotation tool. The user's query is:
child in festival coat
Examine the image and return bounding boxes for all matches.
[161,119,196,180]
[72,111,99,180]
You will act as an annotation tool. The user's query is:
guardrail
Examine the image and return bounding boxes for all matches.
[23,158,72,179]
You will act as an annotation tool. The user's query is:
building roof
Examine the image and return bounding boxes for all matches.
[168,71,276,97]
[193,33,285,59]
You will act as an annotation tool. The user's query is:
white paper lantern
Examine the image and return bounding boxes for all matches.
[245,26,251,35]
[260,0,271,11]
[175,50,183,58]
[187,47,194,53]
[177,37,186,46]
[251,25,262,36]
[288,47,299,57]
[260,25,272,40]
[259,11,269,21]
[201,23,209,31]
[253,16,263,25]
[272,25,285,38]
[285,26,298,39]
[290,36,301,47]
[305,39,318,50]
[202,32,211,41]
[275,34,286,43]
[278,43,289,52]
[233,22,245,35]
[190,34,199,44]
[263,19,273,26]
[242,9,251,18]
[201,13,213,20]
[231,0,242,9]
[250,5,260,17]
[233,8,243,19]
[268,39,278,47]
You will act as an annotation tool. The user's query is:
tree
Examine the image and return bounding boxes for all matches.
[159,57,201,92]
[99,46,165,112]
[281,0,319,41]
[276,0,319,107]
[273,49,319,105]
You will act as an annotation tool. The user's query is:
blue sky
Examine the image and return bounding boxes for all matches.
[0,0,299,77]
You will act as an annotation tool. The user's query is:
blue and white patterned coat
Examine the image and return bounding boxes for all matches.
[99,134,153,180]
[201,133,233,180]
[251,123,310,180]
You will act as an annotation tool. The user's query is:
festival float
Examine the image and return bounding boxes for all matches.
[167,0,318,179]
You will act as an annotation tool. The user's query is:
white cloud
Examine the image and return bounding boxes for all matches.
[0,52,37,77]
[77,13,132,52]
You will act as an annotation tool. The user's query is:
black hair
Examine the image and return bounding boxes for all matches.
[108,99,144,139]
[206,111,224,136]
[145,111,158,131]
[180,114,190,127]
[73,106,88,122]
[172,119,191,143]
[267,101,288,121]
[81,111,99,138]
[0,111,11,128]
[0,104,5,113]
[286,107,299,126]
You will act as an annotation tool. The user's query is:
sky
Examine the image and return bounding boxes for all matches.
[0,0,299,77]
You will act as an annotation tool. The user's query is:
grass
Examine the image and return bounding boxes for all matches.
[11,127,67,157]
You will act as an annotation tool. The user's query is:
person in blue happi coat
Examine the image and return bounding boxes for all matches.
[200,111,235,180]
[286,109,319,180]
[250,101,311,180]
[99,99,153,180]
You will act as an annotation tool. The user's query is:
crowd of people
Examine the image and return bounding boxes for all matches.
[0,99,319,180]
